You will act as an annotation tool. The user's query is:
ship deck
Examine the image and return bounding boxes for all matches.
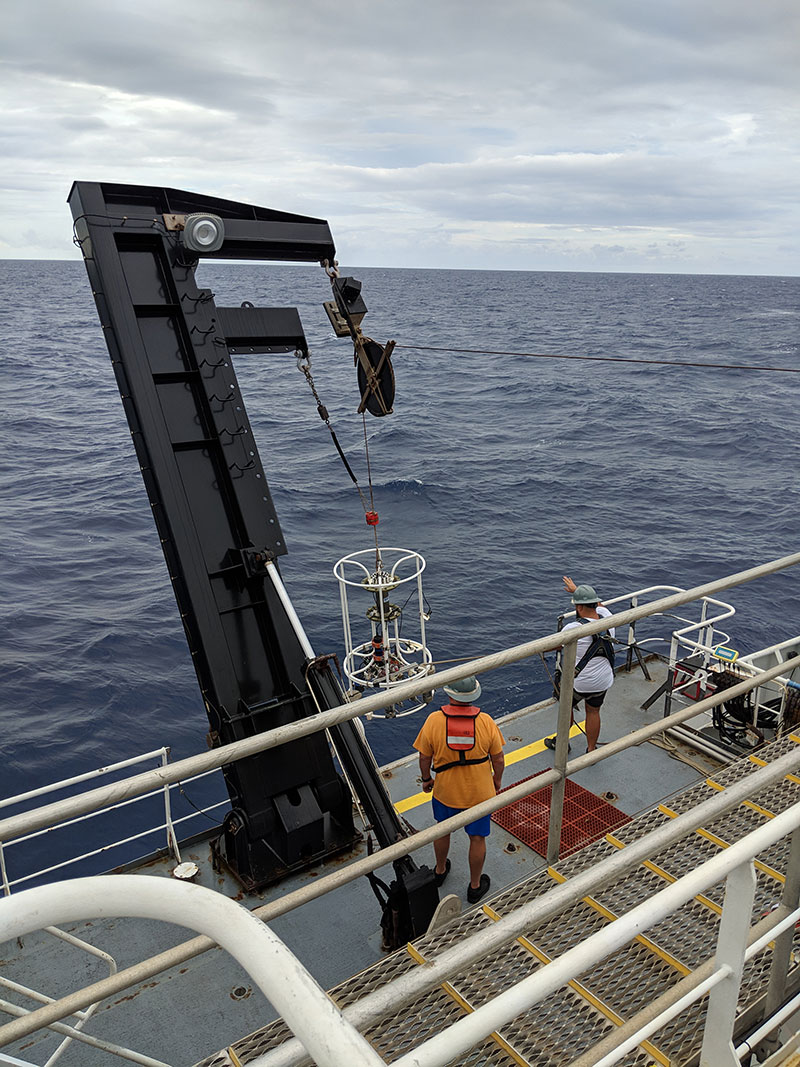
[1,657,739,1066]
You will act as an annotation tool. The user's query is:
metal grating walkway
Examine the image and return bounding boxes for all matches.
[196,735,800,1067]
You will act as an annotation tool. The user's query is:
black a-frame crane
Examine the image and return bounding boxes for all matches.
[68,181,437,941]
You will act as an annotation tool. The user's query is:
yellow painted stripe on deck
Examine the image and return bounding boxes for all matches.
[645,860,723,916]
[545,868,690,976]
[394,720,587,814]
[658,804,785,883]
[405,941,530,1066]
[748,752,800,787]
[394,791,431,814]
[604,833,722,914]
[704,778,777,819]
[504,720,587,766]
[482,904,669,1066]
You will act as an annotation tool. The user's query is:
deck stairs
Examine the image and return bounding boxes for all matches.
[198,736,800,1067]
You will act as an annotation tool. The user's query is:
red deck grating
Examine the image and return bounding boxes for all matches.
[492,771,631,858]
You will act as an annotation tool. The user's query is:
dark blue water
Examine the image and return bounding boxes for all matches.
[1,260,798,877]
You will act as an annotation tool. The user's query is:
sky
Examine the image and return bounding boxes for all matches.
[2,0,798,274]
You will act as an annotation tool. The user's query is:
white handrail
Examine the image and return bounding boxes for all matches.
[10,792,788,1067]
[0,750,171,812]
[0,877,383,1067]
[2,655,800,1052]
[0,998,170,1067]
[2,555,800,1049]
[0,771,227,893]
[3,550,799,848]
[386,802,800,1067]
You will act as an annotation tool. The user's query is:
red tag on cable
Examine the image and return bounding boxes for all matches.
[365,511,379,526]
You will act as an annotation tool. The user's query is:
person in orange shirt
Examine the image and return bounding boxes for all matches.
[413,675,505,904]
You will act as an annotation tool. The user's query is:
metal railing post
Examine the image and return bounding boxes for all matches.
[0,841,10,896]
[160,749,181,863]
[699,859,757,1066]
[547,640,577,864]
[756,823,800,1060]
[625,595,637,672]
[699,597,710,661]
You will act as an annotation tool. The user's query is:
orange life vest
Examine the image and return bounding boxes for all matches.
[433,705,491,773]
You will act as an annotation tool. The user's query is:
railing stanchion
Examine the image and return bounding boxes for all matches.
[0,841,10,897]
[757,823,800,1061]
[160,749,181,863]
[700,860,757,1066]
[547,641,577,865]
[625,596,638,672]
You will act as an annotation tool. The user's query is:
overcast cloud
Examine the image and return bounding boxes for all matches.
[2,0,798,273]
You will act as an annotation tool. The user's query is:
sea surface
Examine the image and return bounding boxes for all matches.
[1,260,798,880]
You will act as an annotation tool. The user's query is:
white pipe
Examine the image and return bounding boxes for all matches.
[0,716,791,1066]
[735,988,800,1059]
[265,562,315,659]
[160,749,180,864]
[0,876,383,1067]
[744,905,800,959]
[43,921,118,1063]
[251,744,800,1067]
[0,976,89,1018]
[0,998,171,1066]
[0,750,170,811]
[2,663,800,1054]
[591,968,730,1067]
[391,802,800,1067]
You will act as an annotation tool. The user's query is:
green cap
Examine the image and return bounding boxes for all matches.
[572,584,599,605]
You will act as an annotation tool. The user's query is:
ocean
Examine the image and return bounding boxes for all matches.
[1,259,798,879]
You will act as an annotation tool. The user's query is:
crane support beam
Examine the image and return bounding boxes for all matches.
[67,181,432,922]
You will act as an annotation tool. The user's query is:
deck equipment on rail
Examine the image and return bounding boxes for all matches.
[334,547,434,718]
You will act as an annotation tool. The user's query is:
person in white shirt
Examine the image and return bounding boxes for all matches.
[545,576,616,753]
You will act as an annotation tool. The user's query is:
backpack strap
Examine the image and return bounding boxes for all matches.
[574,617,615,674]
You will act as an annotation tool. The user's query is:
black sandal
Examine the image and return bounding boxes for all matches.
[467,874,490,904]
[544,735,570,752]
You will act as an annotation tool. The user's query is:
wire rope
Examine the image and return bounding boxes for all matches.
[395,343,800,375]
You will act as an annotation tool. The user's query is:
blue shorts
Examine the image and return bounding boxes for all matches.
[432,796,492,837]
